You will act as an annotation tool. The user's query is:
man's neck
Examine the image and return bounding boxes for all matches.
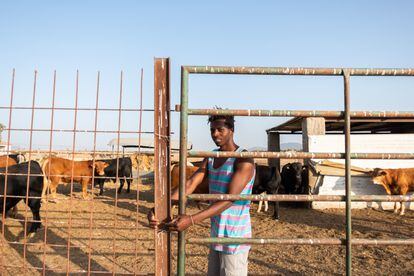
[219,142,238,152]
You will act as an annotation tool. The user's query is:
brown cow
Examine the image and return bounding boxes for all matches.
[0,156,17,168]
[371,168,414,215]
[0,156,18,217]
[170,164,208,194]
[41,157,109,201]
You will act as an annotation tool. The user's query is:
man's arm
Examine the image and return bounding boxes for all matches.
[171,158,208,204]
[147,158,208,228]
[167,157,254,232]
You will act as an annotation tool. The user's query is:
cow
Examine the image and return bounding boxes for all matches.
[370,168,414,215]
[0,156,17,168]
[94,157,133,195]
[41,157,109,201]
[252,165,282,220]
[7,153,26,164]
[0,161,44,237]
[170,164,208,193]
[281,162,309,208]
[0,156,18,217]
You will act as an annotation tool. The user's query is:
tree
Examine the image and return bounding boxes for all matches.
[0,123,5,142]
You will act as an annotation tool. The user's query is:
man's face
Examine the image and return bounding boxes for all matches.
[210,119,233,147]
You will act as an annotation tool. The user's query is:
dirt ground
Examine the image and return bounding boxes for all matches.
[1,177,413,275]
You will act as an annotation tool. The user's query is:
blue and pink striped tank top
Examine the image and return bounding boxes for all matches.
[208,147,255,254]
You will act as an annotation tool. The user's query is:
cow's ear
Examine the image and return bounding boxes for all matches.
[379,170,387,176]
[88,161,94,168]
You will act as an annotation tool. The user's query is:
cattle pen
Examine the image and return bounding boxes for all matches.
[0,60,413,275]
[177,66,414,276]
[0,60,168,276]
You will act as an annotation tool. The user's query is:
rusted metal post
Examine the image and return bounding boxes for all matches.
[184,66,414,76]
[187,151,414,159]
[187,194,414,202]
[188,108,414,118]
[188,237,414,246]
[343,70,352,276]
[177,66,189,276]
[154,58,171,276]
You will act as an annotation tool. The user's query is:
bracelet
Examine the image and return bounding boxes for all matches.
[190,215,195,226]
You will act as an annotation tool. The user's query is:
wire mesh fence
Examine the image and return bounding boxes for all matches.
[0,68,160,275]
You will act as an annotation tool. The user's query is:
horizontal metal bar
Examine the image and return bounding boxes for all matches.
[187,108,414,118]
[0,264,152,275]
[1,197,142,204]
[184,66,414,76]
[188,194,414,202]
[0,172,118,178]
[0,106,155,112]
[4,128,153,134]
[12,150,154,155]
[188,237,414,246]
[188,151,414,159]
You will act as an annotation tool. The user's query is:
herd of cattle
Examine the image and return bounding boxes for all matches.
[0,154,133,237]
[0,154,413,238]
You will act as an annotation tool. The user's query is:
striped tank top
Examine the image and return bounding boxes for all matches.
[208,147,255,254]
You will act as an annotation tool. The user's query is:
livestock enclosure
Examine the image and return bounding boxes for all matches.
[178,66,414,276]
[0,59,170,275]
[1,60,414,276]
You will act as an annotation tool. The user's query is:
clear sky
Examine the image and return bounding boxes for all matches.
[0,1,413,151]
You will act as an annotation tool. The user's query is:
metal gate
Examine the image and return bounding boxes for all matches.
[177,66,414,275]
[0,58,171,275]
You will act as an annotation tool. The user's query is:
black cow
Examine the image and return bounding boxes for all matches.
[281,162,309,208]
[95,157,133,195]
[0,161,43,236]
[8,154,26,164]
[252,165,282,220]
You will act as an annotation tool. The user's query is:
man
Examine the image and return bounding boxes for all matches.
[148,113,255,276]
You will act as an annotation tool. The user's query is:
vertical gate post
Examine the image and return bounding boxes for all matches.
[343,70,352,276]
[154,58,171,276]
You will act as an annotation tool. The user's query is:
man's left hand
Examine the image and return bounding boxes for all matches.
[165,215,193,232]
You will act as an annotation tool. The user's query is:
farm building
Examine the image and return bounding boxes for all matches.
[108,137,192,153]
[267,116,414,210]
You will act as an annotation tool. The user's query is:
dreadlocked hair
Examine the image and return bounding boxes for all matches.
[207,108,235,130]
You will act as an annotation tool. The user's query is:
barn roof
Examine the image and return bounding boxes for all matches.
[108,137,192,151]
[267,117,414,134]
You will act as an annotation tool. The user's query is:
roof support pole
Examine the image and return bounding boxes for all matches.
[302,117,325,192]
[267,132,280,170]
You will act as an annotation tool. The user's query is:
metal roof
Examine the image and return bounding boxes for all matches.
[108,137,192,150]
[267,117,414,134]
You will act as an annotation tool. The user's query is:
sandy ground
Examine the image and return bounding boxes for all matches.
[1,178,413,275]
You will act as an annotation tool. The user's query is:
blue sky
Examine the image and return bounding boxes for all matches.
[0,1,413,150]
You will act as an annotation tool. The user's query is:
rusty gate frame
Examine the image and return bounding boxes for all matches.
[0,61,170,275]
[154,58,171,276]
[177,66,414,276]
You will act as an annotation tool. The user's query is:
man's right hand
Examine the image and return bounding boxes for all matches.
[147,208,159,229]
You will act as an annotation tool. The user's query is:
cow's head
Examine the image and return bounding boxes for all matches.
[90,161,109,176]
[282,162,308,193]
[370,168,391,195]
[370,168,388,185]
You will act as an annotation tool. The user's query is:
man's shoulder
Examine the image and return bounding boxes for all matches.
[234,148,254,167]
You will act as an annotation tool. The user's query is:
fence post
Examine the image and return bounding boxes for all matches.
[154,57,171,276]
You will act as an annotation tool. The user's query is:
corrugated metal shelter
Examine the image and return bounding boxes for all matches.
[267,117,414,210]
[108,137,192,153]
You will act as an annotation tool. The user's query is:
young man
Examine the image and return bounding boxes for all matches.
[148,114,255,276]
